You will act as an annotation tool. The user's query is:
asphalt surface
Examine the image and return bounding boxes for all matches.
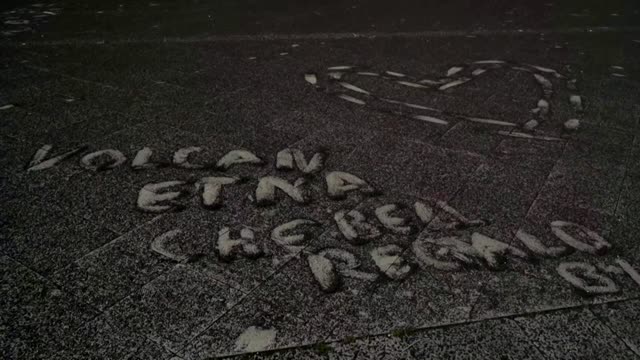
[2,1,640,359]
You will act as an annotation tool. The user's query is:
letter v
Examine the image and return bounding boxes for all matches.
[26,144,88,172]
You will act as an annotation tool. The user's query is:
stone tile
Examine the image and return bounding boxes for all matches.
[182,295,327,359]
[374,109,454,145]
[50,315,149,360]
[248,335,417,360]
[341,136,483,201]
[1,256,98,360]
[18,76,139,115]
[606,175,640,266]
[562,124,634,172]
[0,68,62,106]
[128,340,183,360]
[0,196,117,275]
[406,318,544,360]
[392,265,480,325]
[438,121,506,156]
[0,135,41,203]
[626,143,640,177]
[248,256,369,329]
[410,144,486,200]
[321,280,440,341]
[216,347,333,359]
[591,77,640,130]
[492,136,566,172]
[50,214,205,311]
[39,111,146,149]
[105,264,244,354]
[0,193,70,232]
[43,171,160,235]
[592,299,640,356]
[535,160,626,214]
[446,160,548,242]
[329,335,416,360]
[285,123,378,172]
[514,308,638,359]
[468,264,587,320]
[4,106,104,146]
[614,173,640,221]
[0,107,32,142]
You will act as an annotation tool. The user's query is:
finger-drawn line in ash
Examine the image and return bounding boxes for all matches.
[305,60,584,139]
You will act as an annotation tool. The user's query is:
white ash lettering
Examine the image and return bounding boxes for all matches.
[24,145,637,296]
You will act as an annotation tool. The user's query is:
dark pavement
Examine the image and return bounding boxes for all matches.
[2,1,640,359]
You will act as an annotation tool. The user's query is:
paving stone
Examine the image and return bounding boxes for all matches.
[561,124,635,172]
[3,104,105,145]
[373,109,454,145]
[592,299,640,356]
[591,77,640,130]
[127,340,183,360]
[0,107,32,142]
[626,142,640,176]
[410,144,487,200]
[285,121,379,172]
[446,159,548,242]
[1,256,98,360]
[104,264,244,354]
[534,159,626,214]
[439,121,506,156]
[321,279,441,341]
[393,265,481,324]
[248,255,371,332]
[217,347,334,359]
[340,135,484,201]
[10,78,139,132]
[50,214,203,311]
[247,335,417,360]
[182,295,327,359]
[0,196,117,274]
[329,335,416,360]
[492,136,566,172]
[50,315,149,360]
[468,263,587,320]
[514,308,639,359]
[38,111,146,148]
[42,171,160,235]
[407,318,544,360]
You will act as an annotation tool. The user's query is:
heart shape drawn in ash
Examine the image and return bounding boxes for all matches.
[304,60,584,141]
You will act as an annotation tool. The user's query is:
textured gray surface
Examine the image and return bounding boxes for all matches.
[2,1,640,359]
